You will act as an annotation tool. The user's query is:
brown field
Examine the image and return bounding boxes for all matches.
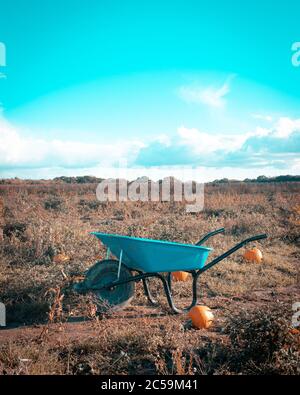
[0,181,299,375]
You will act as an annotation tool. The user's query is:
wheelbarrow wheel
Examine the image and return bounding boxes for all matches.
[84,259,135,313]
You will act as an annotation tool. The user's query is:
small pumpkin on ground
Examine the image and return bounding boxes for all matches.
[53,253,70,264]
[243,247,263,263]
[188,305,214,329]
[172,271,189,282]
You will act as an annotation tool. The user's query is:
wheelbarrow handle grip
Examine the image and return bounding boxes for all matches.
[242,234,268,243]
[198,233,268,274]
[195,227,225,245]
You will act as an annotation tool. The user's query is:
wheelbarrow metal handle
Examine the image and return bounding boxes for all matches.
[198,233,268,274]
[195,227,225,245]
[240,234,268,243]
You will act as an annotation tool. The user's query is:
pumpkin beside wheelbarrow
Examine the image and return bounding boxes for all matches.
[189,306,214,329]
[172,271,189,282]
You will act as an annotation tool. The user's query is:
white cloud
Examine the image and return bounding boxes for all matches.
[177,126,247,154]
[154,134,171,146]
[252,114,273,122]
[0,117,144,170]
[248,117,300,140]
[1,115,300,180]
[252,126,270,137]
[136,117,300,170]
[178,77,233,108]
[274,117,300,138]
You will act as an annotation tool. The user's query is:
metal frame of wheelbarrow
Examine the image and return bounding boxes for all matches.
[88,229,267,314]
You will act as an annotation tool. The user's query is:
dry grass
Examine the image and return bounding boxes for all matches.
[0,306,298,375]
[0,181,299,375]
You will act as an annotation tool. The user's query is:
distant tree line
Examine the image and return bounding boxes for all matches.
[0,174,299,184]
[210,175,300,184]
[53,176,104,184]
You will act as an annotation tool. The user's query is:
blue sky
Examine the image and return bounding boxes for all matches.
[0,0,300,180]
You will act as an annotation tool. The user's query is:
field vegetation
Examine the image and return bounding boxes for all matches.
[0,180,299,374]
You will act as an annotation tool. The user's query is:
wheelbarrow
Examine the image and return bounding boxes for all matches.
[74,229,267,314]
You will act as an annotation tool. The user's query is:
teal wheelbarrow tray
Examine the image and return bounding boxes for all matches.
[74,229,267,314]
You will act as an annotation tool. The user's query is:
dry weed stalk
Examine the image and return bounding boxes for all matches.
[172,349,194,375]
[37,287,65,341]
[86,295,98,320]
[45,286,64,323]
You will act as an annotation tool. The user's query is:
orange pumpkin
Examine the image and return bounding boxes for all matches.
[243,247,262,263]
[289,328,300,335]
[188,305,214,329]
[53,253,70,264]
[172,271,189,282]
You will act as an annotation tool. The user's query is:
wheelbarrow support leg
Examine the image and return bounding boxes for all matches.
[156,272,199,314]
[167,272,172,294]
[142,278,159,306]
